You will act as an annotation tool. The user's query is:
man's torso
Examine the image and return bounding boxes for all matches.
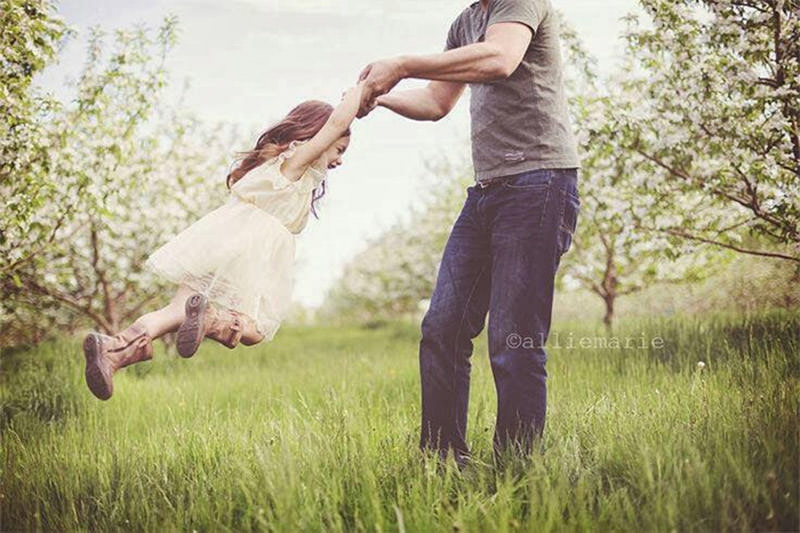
[446,0,580,182]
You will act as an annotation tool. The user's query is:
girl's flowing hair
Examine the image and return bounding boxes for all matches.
[226,100,349,218]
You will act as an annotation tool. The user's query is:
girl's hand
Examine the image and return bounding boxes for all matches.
[339,82,365,117]
[341,83,364,101]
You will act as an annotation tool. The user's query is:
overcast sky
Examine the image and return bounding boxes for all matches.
[39,0,641,308]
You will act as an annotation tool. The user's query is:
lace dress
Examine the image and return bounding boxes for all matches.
[145,140,327,341]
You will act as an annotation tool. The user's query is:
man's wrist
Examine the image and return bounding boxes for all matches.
[393,55,411,79]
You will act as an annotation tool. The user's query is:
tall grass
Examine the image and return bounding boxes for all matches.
[1,311,797,531]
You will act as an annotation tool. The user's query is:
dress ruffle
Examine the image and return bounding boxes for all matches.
[268,140,327,193]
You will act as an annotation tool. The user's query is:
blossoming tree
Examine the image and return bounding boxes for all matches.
[1,6,235,344]
[612,0,799,264]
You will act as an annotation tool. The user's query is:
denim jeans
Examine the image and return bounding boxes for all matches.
[418,168,580,462]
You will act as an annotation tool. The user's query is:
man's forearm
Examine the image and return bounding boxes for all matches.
[378,87,447,121]
[396,42,509,83]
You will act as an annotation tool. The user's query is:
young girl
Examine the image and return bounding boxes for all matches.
[83,83,365,400]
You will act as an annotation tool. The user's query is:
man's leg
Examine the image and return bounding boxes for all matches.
[484,168,580,457]
[419,186,491,465]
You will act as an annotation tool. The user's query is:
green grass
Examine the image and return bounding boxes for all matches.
[1,311,798,532]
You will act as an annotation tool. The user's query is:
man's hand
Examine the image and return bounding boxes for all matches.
[356,96,379,119]
[357,57,406,116]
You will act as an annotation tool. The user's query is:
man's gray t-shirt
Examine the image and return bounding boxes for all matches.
[445,0,580,181]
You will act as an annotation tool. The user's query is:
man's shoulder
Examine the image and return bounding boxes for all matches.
[451,2,481,26]
[447,0,552,44]
[494,0,552,9]
[490,0,553,19]
[446,2,481,50]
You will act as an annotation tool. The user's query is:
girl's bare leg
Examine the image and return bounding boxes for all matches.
[130,285,195,340]
[84,285,197,400]
[240,320,265,345]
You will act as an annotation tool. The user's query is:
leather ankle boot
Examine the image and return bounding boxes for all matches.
[176,293,264,358]
[83,324,153,400]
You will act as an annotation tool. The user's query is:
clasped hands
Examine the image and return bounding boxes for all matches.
[352,57,406,119]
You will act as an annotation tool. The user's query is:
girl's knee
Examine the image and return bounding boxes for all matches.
[240,337,263,346]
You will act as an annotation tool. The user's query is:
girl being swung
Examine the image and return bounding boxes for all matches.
[83,83,365,400]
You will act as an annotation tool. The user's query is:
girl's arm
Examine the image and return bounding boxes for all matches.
[281,83,364,181]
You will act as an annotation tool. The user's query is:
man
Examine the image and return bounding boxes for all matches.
[358,0,581,465]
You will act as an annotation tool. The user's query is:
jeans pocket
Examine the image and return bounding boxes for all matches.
[501,169,553,190]
[558,188,580,256]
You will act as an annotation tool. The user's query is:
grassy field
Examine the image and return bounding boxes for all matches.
[1,311,798,532]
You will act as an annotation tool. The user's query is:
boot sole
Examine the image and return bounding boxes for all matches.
[84,334,112,400]
[176,293,208,358]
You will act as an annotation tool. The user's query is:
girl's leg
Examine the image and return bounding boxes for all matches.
[130,285,195,340]
[176,293,264,357]
[239,320,265,346]
[84,285,196,400]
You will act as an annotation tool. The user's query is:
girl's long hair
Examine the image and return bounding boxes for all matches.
[226,100,349,218]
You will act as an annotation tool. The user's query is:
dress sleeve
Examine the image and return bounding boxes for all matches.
[229,141,300,196]
[267,140,305,190]
[305,157,327,187]
[271,139,327,193]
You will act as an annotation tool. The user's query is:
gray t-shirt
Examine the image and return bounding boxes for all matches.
[445,0,580,181]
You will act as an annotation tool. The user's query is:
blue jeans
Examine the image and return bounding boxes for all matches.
[418,168,580,462]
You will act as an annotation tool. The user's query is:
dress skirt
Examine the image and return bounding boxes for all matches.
[145,197,295,341]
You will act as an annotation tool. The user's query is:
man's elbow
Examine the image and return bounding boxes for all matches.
[479,56,509,80]
[498,59,519,78]
[429,106,448,121]
[426,90,452,121]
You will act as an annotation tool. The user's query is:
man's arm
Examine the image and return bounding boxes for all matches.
[399,22,532,82]
[372,80,465,122]
[358,22,532,114]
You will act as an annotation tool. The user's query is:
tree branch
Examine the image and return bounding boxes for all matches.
[659,226,799,263]
[1,217,87,276]
[573,271,606,298]
[618,285,644,296]
[22,275,112,333]
[635,147,799,244]
[634,148,754,211]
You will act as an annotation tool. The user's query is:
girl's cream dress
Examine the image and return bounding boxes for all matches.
[145,140,326,341]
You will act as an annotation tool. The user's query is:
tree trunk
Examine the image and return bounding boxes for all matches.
[602,247,618,329]
[603,293,615,330]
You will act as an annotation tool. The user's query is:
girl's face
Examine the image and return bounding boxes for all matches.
[323,135,351,170]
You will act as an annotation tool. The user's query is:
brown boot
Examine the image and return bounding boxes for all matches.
[176,293,263,358]
[83,324,153,400]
